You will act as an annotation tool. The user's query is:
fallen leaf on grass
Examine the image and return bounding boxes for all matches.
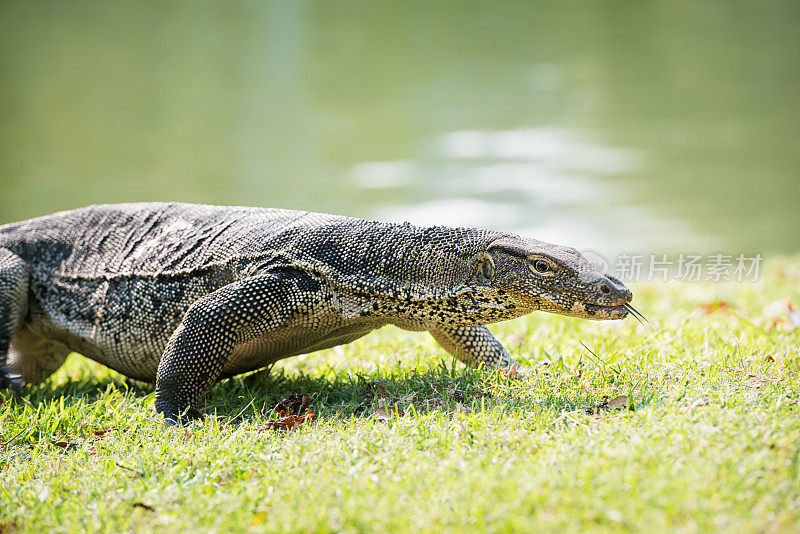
[504,366,519,379]
[49,439,79,449]
[606,395,629,410]
[132,502,155,513]
[764,298,800,331]
[765,317,786,332]
[696,300,733,315]
[271,393,311,416]
[775,267,799,282]
[362,380,389,398]
[587,395,631,414]
[0,522,19,533]
[115,461,145,477]
[454,402,468,414]
[679,398,709,413]
[787,300,800,329]
[498,365,519,379]
[373,405,403,420]
[263,409,314,432]
[90,429,112,437]
[723,366,756,378]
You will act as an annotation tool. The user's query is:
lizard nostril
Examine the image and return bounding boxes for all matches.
[600,284,610,294]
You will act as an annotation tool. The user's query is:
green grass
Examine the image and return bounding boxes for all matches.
[2,258,799,533]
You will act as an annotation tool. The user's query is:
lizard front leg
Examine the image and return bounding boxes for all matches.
[0,248,29,391]
[429,325,528,372]
[154,270,313,424]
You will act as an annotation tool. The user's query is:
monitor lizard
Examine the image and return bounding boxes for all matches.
[0,203,634,422]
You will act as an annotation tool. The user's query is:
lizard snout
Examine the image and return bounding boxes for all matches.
[597,275,632,305]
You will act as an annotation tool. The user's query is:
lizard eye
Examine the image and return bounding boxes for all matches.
[533,260,551,274]
[476,254,495,283]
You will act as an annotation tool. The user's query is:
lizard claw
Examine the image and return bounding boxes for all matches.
[0,366,25,394]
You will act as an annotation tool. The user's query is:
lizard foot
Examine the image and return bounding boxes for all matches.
[155,390,203,425]
[161,406,203,426]
[0,366,25,394]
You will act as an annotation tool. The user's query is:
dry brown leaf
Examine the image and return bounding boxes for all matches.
[115,461,145,477]
[455,402,468,414]
[271,393,312,416]
[132,502,155,513]
[587,395,632,413]
[764,355,776,363]
[679,398,709,413]
[374,405,403,420]
[498,365,519,379]
[90,429,112,436]
[49,439,78,449]
[764,299,800,331]
[697,300,733,315]
[765,317,785,332]
[263,409,314,432]
[776,267,799,282]
[606,395,629,410]
[787,299,800,329]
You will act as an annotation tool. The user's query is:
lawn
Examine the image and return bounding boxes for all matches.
[1,258,798,533]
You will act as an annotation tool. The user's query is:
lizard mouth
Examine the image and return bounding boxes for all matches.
[508,288,630,320]
[583,302,655,329]
[582,302,628,319]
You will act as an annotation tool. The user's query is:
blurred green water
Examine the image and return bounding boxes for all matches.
[1,0,798,255]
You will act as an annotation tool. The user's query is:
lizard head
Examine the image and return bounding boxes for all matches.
[472,236,633,321]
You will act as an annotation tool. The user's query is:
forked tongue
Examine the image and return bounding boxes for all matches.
[623,303,656,331]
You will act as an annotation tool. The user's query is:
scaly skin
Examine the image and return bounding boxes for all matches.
[0,203,632,422]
